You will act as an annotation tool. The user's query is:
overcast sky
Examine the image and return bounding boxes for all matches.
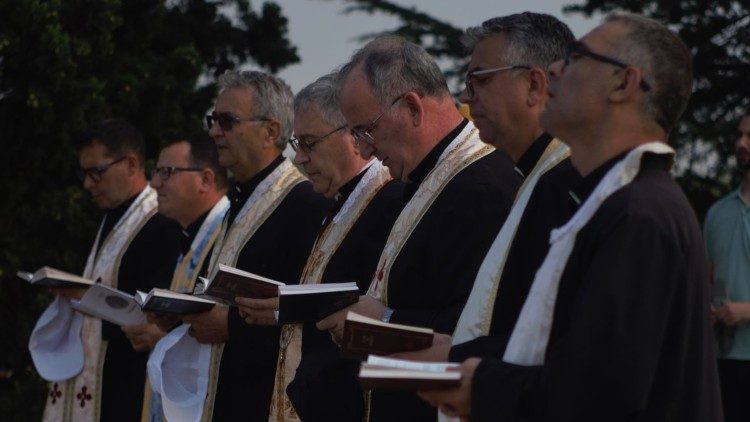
[266,0,602,93]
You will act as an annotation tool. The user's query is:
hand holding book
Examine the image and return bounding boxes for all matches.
[415,357,482,418]
[235,296,279,326]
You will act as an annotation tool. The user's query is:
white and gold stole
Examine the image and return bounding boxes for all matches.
[452,139,569,345]
[151,160,305,422]
[269,161,392,422]
[504,142,674,366]
[32,186,158,422]
[142,196,229,422]
[367,122,493,303]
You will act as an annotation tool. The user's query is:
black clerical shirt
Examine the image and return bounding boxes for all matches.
[97,190,182,422]
[449,134,581,361]
[371,121,521,422]
[470,152,722,422]
[212,156,332,422]
[286,166,405,422]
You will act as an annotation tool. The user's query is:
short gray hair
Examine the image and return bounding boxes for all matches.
[462,12,574,70]
[336,35,450,107]
[605,12,693,134]
[294,73,346,128]
[218,70,294,149]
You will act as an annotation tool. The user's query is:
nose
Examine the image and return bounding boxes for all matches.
[356,142,375,160]
[458,85,472,104]
[150,173,162,188]
[548,59,564,80]
[208,121,223,138]
[82,174,95,190]
[293,148,309,166]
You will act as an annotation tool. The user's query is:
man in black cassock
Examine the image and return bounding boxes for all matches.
[395,13,580,367]
[235,72,405,421]
[419,12,723,422]
[181,70,330,421]
[41,119,182,422]
[316,36,521,421]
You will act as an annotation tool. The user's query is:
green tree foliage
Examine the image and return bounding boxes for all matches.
[342,0,749,219]
[0,1,297,419]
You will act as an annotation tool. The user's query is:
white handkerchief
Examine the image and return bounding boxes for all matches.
[28,296,84,381]
[148,324,211,422]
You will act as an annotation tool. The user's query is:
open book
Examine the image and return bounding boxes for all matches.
[134,288,216,315]
[71,284,147,326]
[358,355,461,390]
[341,312,434,360]
[197,264,284,305]
[17,266,95,288]
[277,283,359,324]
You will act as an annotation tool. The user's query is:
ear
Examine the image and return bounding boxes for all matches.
[609,67,643,103]
[263,120,282,148]
[402,92,424,127]
[198,169,214,192]
[125,154,140,176]
[526,67,548,107]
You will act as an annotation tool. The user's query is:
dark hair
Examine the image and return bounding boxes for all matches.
[163,135,228,190]
[75,118,146,168]
[605,13,693,134]
[463,12,575,70]
[336,35,450,106]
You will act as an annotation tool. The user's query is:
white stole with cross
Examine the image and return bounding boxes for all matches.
[149,160,306,422]
[367,122,493,304]
[269,160,392,422]
[503,142,674,366]
[144,196,229,422]
[31,186,158,422]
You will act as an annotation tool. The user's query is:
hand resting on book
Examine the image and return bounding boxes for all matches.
[122,323,167,351]
[236,296,279,326]
[49,286,89,301]
[317,295,386,343]
[389,332,452,362]
[182,305,229,344]
[417,357,481,419]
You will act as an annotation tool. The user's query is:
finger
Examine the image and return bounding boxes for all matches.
[316,315,334,331]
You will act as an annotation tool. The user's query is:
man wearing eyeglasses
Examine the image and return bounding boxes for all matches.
[30,118,182,422]
[233,73,405,421]
[419,13,722,422]
[164,70,330,422]
[314,36,521,421]
[392,10,579,399]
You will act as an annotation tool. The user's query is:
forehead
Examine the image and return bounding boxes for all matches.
[214,85,255,114]
[740,116,750,131]
[78,141,111,165]
[469,34,508,67]
[158,142,191,165]
[294,106,330,135]
[340,67,380,123]
[580,21,629,52]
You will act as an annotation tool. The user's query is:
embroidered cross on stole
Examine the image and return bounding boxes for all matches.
[42,186,158,422]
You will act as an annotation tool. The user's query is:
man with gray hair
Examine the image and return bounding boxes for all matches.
[395,10,580,380]
[419,13,722,421]
[235,72,405,421]
[167,70,330,421]
[316,36,521,420]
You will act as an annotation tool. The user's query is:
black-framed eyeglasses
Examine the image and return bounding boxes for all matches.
[350,95,405,146]
[564,41,651,92]
[150,166,203,181]
[289,124,347,153]
[464,65,531,99]
[205,112,271,132]
[77,156,126,182]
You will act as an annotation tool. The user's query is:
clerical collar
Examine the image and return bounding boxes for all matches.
[514,133,554,178]
[229,154,285,216]
[180,209,211,255]
[99,192,139,244]
[571,149,672,206]
[404,119,469,200]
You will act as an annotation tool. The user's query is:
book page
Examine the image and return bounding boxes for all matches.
[366,355,459,373]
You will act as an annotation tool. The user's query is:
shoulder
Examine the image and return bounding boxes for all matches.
[138,212,181,240]
[284,180,333,212]
[448,149,521,196]
[705,189,739,224]
[368,179,405,210]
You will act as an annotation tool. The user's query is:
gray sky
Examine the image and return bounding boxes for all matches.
[266,0,602,93]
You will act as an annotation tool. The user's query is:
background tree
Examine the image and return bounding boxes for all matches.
[342,0,750,218]
[0,1,298,419]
